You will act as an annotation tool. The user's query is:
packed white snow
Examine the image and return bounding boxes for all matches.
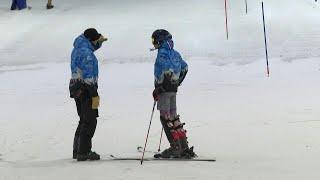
[0,0,320,179]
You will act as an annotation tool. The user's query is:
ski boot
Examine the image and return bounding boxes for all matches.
[46,4,54,9]
[172,116,197,159]
[181,146,197,159]
[154,140,182,158]
[155,117,179,158]
[179,134,196,158]
[77,151,100,161]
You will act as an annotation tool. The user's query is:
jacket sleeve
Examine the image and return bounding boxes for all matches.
[154,52,171,86]
[82,52,98,97]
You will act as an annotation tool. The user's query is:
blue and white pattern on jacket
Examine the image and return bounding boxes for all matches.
[154,39,188,85]
[70,34,100,85]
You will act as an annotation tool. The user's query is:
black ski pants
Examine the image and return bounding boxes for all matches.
[73,94,98,154]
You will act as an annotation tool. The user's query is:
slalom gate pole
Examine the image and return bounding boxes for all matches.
[140,101,157,165]
[245,0,248,14]
[224,0,229,40]
[262,2,270,77]
[157,128,164,152]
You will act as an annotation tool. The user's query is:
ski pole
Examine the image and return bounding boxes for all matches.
[157,128,164,152]
[140,101,157,165]
[261,2,270,77]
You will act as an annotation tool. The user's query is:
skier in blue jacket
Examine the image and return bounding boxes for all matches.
[11,0,27,10]
[69,28,107,161]
[151,29,196,158]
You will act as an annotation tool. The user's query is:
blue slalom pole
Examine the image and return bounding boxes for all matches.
[262,2,270,77]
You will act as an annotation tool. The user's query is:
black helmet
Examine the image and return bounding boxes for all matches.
[151,29,172,47]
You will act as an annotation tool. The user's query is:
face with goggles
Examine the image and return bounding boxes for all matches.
[152,37,160,49]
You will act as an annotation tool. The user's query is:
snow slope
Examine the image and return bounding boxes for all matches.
[0,0,319,66]
[1,0,320,180]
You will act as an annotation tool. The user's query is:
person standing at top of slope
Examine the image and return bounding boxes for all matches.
[69,28,107,161]
[11,0,30,10]
[46,0,54,9]
[151,29,196,159]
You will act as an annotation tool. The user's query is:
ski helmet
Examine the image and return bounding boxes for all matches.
[151,29,172,48]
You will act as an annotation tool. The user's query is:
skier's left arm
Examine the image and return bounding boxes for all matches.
[153,52,170,101]
[82,52,99,98]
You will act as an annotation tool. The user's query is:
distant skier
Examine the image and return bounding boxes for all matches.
[151,29,196,158]
[11,0,29,10]
[69,28,107,161]
[46,0,54,9]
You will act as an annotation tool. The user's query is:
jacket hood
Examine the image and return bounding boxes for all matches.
[73,34,95,51]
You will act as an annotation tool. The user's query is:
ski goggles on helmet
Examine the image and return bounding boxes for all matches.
[152,37,156,45]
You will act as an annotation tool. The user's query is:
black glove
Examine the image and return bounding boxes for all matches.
[152,88,160,101]
[69,80,84,98]
[152,87,165,101]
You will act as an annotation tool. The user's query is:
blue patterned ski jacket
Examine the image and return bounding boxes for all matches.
[154,39,188,92]
[70,34,101,97]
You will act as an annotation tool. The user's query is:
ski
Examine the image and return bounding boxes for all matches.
[135,146,215,162]
[109,155,216,162]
